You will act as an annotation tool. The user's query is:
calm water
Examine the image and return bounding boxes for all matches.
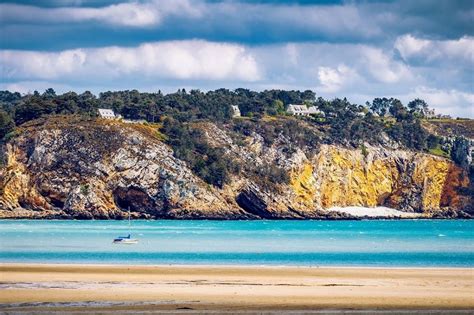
[0,220,473,267]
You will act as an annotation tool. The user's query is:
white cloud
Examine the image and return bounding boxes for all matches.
[1,49,87,79]
[0,40,261,82]
[0,0,202,27]
[71,3,160,27]
[317,65,357,92]
[0,0,378,38]
[395,34,474,64]
[360,47,412,83]
[251,41,414,92]
[394,34,431,60]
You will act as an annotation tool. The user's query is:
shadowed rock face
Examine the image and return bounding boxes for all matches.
[113,186,161,214]
[236,185,273,219]
[0,117,472,219]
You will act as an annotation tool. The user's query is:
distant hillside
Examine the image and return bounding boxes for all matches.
[0,89,473,219]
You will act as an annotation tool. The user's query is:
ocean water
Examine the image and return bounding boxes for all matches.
[0,220,473,267]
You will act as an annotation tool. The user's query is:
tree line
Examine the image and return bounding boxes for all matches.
[0,87,451,156]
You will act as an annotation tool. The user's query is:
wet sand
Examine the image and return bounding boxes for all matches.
[0,263,473,313]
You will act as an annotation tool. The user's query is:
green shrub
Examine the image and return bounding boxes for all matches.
[361,144,369,159]
[80,184,90,196]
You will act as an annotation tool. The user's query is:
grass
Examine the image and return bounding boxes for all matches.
[428,145,450,158]
[261,115,279,122]
[128,122,168,141]
[233,116,251,120]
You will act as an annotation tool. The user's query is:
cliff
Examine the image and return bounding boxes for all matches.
[0,116,472,219]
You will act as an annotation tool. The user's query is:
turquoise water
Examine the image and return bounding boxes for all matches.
[0,220,473,267]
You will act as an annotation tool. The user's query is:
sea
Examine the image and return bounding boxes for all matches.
[0,219,473,267]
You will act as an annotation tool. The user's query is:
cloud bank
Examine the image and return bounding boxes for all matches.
[0,0,201,27]
[0,1,472,117]
[2,34,472,117]
[1,0,472,49]
[1,41,260,81]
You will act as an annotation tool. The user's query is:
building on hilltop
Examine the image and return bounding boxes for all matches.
[425,109,436,119]
[372,111,392,118]
[421,108,451,119]
[287,104,324,117]
[231,105,241,117]
[98,108,116,119]
[98,108,147,123]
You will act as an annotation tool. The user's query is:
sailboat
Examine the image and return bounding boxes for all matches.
[113,208,138,244]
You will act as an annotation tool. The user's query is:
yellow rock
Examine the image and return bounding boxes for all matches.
[288,145,468,213]
[412,156,450,211]
[290,163,316,207]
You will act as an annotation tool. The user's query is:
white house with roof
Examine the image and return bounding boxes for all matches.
[425,109,436,119]
[98,108,116,119]
[287,104,323,117]
[231,105,241,117]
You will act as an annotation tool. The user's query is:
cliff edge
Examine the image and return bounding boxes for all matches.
[0,116,472,219]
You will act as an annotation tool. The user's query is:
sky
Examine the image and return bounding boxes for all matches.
[0,0,473,117]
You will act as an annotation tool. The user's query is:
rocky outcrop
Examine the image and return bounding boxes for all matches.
[0,118,242,219]
[290,145,471,214]
[0,117,472,219]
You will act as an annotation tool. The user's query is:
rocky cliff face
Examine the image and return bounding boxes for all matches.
[291,146,469,214]
[0,117,472,219]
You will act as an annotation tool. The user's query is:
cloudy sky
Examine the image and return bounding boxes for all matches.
[0,0,473,117]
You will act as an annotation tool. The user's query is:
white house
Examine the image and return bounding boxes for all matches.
[98,108,116,119]
[287,104,323,116]
[231,105,241,117]
[425,109,436,119]
[372,111,392,118]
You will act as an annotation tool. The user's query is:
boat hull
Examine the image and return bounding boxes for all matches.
[113,239,138,244]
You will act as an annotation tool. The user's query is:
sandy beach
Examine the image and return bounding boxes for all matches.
[0,264,473,313]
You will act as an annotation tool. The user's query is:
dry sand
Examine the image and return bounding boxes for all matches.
[327,206,424,218]
[0,263,473,313]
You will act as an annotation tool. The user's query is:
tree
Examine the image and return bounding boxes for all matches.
[451,137,470,169]
[302,90,316,102]
[407,98,429,117]
[0,109,14,140]
[0,91,21,114]
[426,134,441,149]
[77,91,98,114]
[272,100,285,115]
[388,98,408,120]
[370,97,391,117]
[42,88,56,98]
[14,95,55,124]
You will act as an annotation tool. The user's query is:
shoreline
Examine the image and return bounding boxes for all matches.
[2,207,472,220]
[1,216,472,221]
[1,263,473,312]
[2,262,473,270]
